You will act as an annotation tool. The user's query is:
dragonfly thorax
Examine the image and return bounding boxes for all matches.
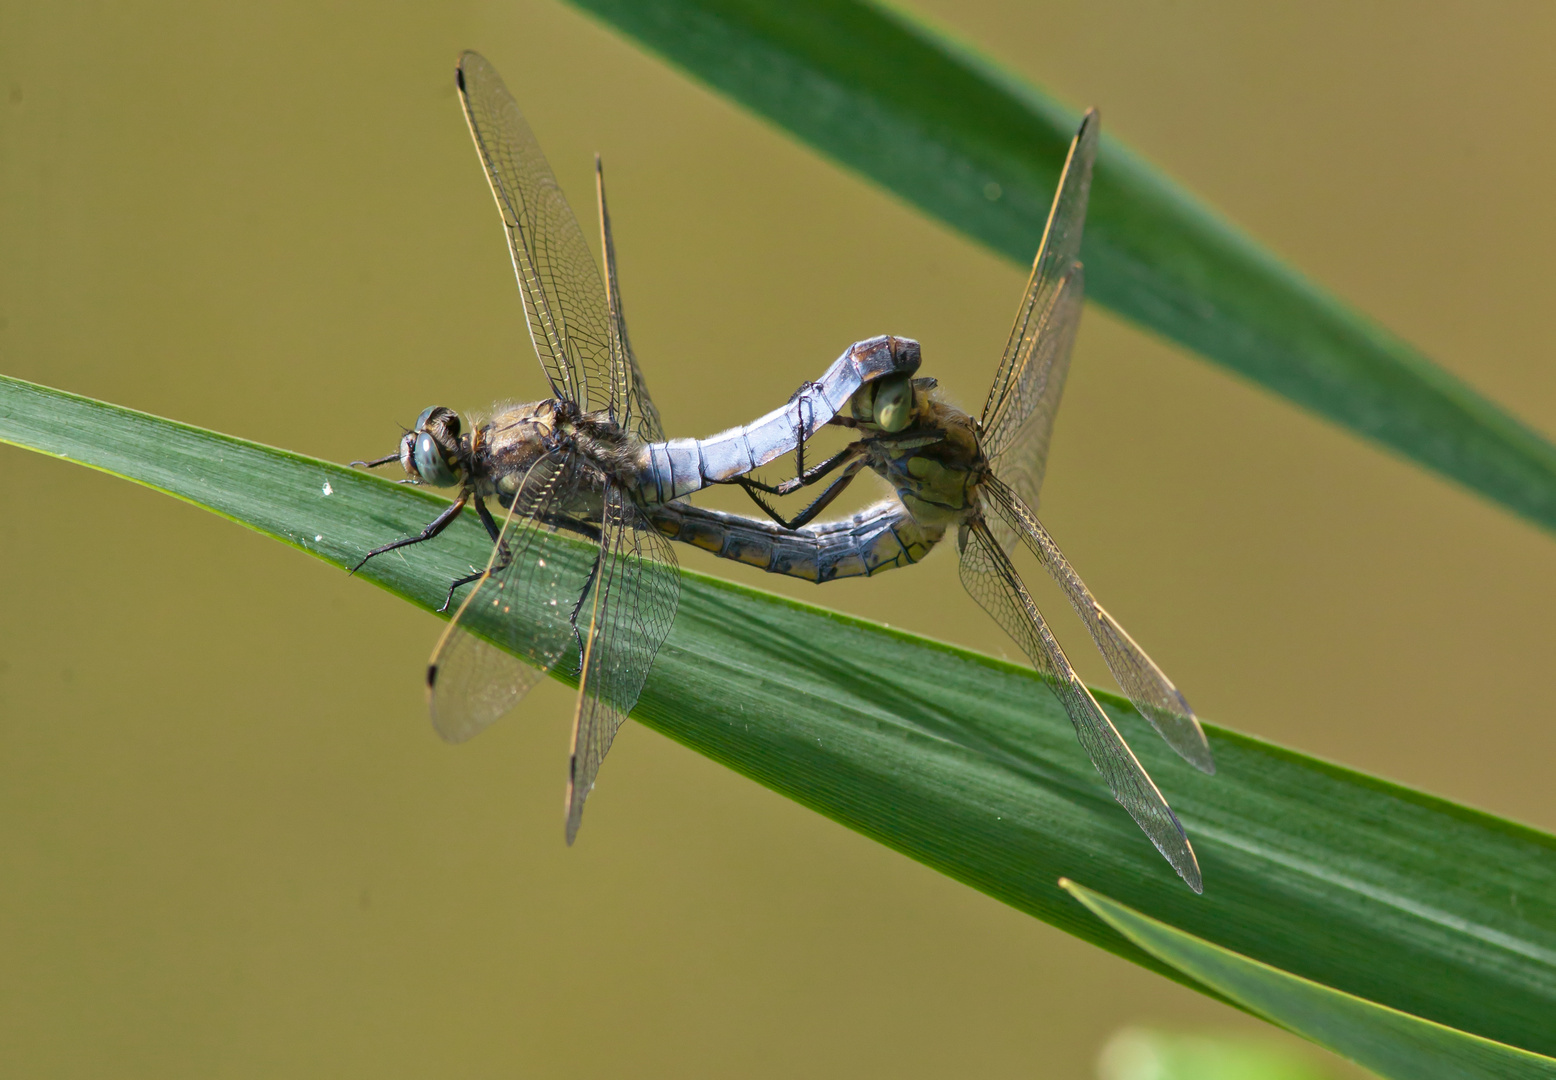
[868,398,986,527]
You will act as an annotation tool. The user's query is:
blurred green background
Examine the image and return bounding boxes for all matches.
[2,1,1551,1075]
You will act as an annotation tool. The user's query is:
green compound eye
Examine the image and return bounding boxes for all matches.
[872,374,913,432]
[850,382,877,424]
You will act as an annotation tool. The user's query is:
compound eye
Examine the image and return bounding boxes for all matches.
[849,382,877,424]
[872,374,913,432]
[413,406,438,430]
[412,431,458,487]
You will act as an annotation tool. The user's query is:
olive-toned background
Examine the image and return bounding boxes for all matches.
[2,2,1551,1076]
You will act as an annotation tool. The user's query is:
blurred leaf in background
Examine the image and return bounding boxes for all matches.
[564,0,1556,535]
[1098,1028,1338,1080]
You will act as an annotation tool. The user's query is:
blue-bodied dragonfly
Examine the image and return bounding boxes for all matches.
[353,52,916,841]
[649,114,1215,891]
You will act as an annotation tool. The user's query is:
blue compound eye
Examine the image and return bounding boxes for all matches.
[413,432,458,487]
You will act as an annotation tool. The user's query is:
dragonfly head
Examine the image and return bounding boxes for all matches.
[401,406,466,488]
[850,374,938,433]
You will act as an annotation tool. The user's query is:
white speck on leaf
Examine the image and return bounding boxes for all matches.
[314,534,322,542]
[321,481,333,496]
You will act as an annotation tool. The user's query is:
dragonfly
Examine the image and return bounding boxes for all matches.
[352,52,917,841]
[650,113,1216,891]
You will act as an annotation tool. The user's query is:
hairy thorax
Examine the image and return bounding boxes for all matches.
[471,401,645,510]
[868,399,986,528]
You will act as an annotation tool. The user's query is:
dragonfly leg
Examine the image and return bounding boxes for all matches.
[779,387,862,479]
[741,454,868,530]
[351,492,469,575]
[736,442,860,497]
[565,551,604,673]
[435,498,511,612]
[350,451,400,469]
[473,497,504,543]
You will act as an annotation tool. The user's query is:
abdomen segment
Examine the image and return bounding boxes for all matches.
[648,497,944,582]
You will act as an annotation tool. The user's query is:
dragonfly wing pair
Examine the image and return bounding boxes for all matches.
[964,111,1212,889]
[958,513,1197,889]
[980,113,1096,528]
[430,51,679,839]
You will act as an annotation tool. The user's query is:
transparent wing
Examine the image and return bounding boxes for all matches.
[957,517,1201,892]
[984,263,1083,527]
[564,483,681,842]
[596,156,664,442]
[457,51,612,413]
[426,454,594,743]
[985,476,1213,773]
[980,110,1099,498]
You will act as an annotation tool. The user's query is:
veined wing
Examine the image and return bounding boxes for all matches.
[980,110,1099,502]
[984,263,1083,528]
[985,476,1214,773]
[426,454,592,743]
[457,51,612,414]
[565,483,680,842]
[957,517,1201,892]
[596,156,664,443]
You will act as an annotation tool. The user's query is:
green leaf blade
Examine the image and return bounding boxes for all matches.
[1064,880,1556,1080]
[4,374,1554,1058]
[562,0,1556,533]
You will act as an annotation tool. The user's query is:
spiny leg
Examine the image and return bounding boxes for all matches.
[789,385,817,481]
[754,383,858,492]
[742,454,869,530]
[350,451,400,469]
[437,498,510,613]
[735,442,861,498]
[566,550,604,675]
[352,493,469,576]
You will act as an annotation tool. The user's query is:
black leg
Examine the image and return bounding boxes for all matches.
[791,387,816,480]
[473,497,504,543]
[742,457,867,530]
[351,493,469,575]
[435,497,514,613]
[734,443,861,497]
[565,551,604,674]
[350,451,400,469]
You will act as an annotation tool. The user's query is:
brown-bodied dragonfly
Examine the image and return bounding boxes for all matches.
[352,52,917,842]
[649,113,1216,891]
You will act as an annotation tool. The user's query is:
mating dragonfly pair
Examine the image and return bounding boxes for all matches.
[354,52,1214,892]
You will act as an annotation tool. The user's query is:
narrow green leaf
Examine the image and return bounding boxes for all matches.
[561,0,1556,534]
[1098,1028,1339,1080]
[3,373,1555,1057]
[1066,880,1556,1080]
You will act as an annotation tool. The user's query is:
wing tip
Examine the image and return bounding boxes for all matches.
[1178,715,1217,775]
[564,754,582,845]
[1163,828,1204,893]
[455,50,480,91]
[564,798,582,845]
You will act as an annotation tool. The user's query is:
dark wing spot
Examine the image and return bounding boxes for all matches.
[426,663,439,689]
